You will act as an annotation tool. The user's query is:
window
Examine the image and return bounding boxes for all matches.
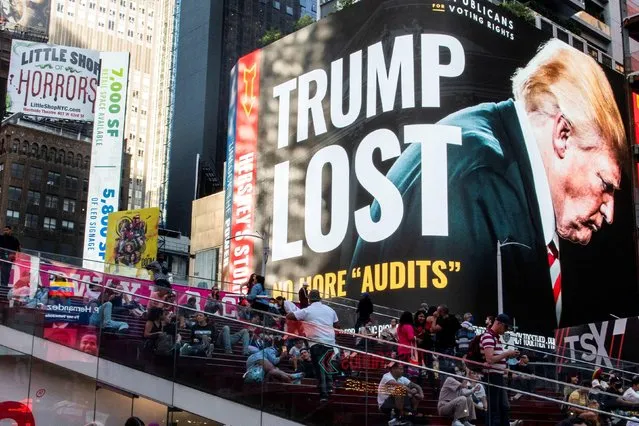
[45,195,58,209]
[57,3,64,12]
[8,186,21,202]
[89,1,96,9]
[30,167,42,184]
[128,29,134,37]
[108,20,114,30]
[286,6,293,15]
[43,217,56,230]
[27,191,40,206]
[137,149,144,157]
[135,190,142,199]
[47,171,60,186]
[25,213,38,228]
[6,210,19,225]
[65,175,78,190]
[273,1,280,9]
[62,220,75,231]
[63,198,76,213]
[11,163,24,179]
[0,163,4,178]
[83,179,89,192]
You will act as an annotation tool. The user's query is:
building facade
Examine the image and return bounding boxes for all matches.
[48,0,176,213]
[0,117,130,258]
[166,0,304,235]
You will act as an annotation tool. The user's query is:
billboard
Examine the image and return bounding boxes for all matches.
[82,52,130,271]
[0,0,50,37]
[104,207,161,277]
[555,317,639,370]
[223,0,638,334]
[6,40,100,120]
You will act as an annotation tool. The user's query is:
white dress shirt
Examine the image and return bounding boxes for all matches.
[514,100,556,247]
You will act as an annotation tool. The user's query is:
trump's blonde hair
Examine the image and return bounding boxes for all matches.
[512,39,627,166]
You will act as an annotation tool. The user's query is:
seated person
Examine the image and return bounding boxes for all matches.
[623,376,639,404]
[244,338,304,384]
[568,380,598,423]
[178,296,198,326]
[144,307,181,356]
[289,339,305,372]
[89,289,129,332]
[296,348,314,378]
[180,312,215,357]
[437,373,477,426]
[215,321,251,355]
[378,362,424,425]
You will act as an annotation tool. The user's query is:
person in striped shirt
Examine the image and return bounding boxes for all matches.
[480,314,519,426]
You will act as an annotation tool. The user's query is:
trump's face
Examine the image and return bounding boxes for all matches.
[551,115,620,245]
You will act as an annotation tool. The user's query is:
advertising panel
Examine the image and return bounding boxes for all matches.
[6,40,100,120]
[82,52,130,271]
[0,0,51,37]
[224,0,638,334]
[555,317,639,370]
[104,207,161,276]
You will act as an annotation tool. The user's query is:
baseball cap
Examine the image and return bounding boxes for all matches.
[495,313,512,327]
[309,289,321,302]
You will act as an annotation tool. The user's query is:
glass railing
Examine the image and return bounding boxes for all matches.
[2,255,639,425]
[7,246,639,383]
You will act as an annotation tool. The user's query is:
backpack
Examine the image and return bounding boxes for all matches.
[464,334,484,372]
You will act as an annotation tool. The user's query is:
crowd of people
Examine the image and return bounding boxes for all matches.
[4,258,639,426]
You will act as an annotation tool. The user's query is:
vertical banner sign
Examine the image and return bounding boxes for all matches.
[105,207,161,277]
[224,50,261,293]
[222,64,239,285]
[82,52,130,271]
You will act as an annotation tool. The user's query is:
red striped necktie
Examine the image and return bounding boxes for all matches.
[547,239,562,324]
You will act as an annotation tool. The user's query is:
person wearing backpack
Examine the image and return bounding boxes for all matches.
[479,314,519,426]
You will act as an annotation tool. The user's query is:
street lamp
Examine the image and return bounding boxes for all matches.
[496,239,532,314]
[225,231,270,276]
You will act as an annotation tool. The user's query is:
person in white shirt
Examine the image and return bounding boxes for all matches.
[287,290,340,402]
[623,376,639,404]
[378,362,424,425]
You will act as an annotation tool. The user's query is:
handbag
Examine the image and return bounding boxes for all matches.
[406,339,421,377]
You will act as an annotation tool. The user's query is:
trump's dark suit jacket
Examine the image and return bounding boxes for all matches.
[348,99,557,334]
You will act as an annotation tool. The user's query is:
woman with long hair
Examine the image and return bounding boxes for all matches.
[396,311,415,363]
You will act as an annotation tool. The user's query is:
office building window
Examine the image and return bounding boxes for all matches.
[11,163,24,179]
[27,190,40,206]
[62,220,75,231]
[63,198,76,213]
[273,1,280,9]
[6,210,19,225]
[65,175,78,190]
[43,217,56,230]
[47,171,60,186]
[286,6,293,15]
[45,195,58,209]
[8,186,22,202]
[30,167,42,184]
[25,213,38,228]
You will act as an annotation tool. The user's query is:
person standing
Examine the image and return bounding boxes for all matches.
[354,292,374,333]
[0,226,20,287]
[145,253,169,281]
[287,289,339,402]
[480,314,519,426]
[298,282,309,308]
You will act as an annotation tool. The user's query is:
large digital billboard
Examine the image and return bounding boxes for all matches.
[6,40,100,121]
[223,0,638,334]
